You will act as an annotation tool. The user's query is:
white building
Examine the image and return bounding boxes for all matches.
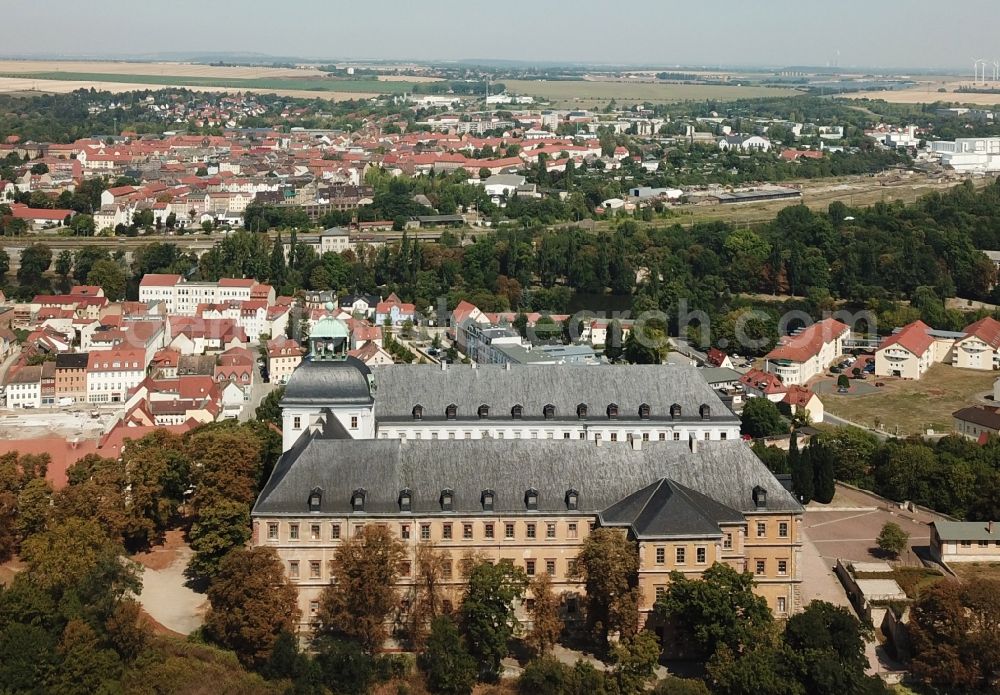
[4,366,42,409]
[764,319,849,386]
[86,348,147,404]
[138,275,276,316]
[953,317,1000,371]
[932,137,1000,173]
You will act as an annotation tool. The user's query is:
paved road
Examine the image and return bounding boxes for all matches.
[822,411,891,440]
[239,378,279,422]
[136,543,206,635]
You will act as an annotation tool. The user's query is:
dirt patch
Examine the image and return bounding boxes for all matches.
[132,529,186,571]
[0,558,24,586]
[951,561,1000,583]
[138,606,186,638]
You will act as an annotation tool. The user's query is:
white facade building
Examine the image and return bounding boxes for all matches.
[86,348,147,404]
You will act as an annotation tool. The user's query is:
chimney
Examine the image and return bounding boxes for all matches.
[440,360,447,371]
[990,520,994,535]
[630,434,641,451]
[689,434,698,454]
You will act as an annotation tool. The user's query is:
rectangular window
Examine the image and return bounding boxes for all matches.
[331,523,341,540]
[309,600,319,615]
[610,433,618,442]
[568,523,578,539]
[401,525,410,540]
[960,540,971,547]
[979,540,989,548]
[673,432,681,441]
[443,561,453,579]
[293,416,301,429]
[642,432,649,441]
[505,522,515,539]
[526,523,536,539]
[351,416,358,429]
[485,523,495,540]
[564,432,571,439]
[777,597,787,613]
[267,522,278,540]
[675,547,686,564]
[720,432,727,441]
[755,559,766,575]
[289,523,299,540]
[526,559,535,575]
[778,560,788,576]
[704,432,710,440]
[289,560,299,579]
[778,522,789,538]
[420,524,431,541]
[310,524,320,541]
[546,559,556,575]
[309,560,321,579]
[756,522,767,538]
[442,523,453,540]
[656,547,665,564]
[463,523,473,540]
[655,586,666,600]
[546,523,556,539]
[696,547,707,564]
[399,561,411,577]
[723,533,732,550]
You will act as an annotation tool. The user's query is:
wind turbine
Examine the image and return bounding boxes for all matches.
[994,60,999,82]
[974,58,988,83]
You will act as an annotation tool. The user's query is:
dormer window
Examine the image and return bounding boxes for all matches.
[752,485,767,510]
[399,488,412,512]
[565,489,579,510]
[440,488,454,512]
[446,404,457,420]
[478,404,489,419]
[525,488,538,510]
[638,403,651,420]
[576,403,588,419]
[351,488,366,513]
[511,404,523,419]
[412,405,423,420]
[670,403,682,419]
[607,403,619,419]
[308,487,323,512]
[699,404,711,420]
[543,404,555,420]
[481,489,495,511]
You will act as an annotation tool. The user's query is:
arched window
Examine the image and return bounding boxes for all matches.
[412,405,423,420]
[398,488,412,512]
[638,403,651,420]
[445,404,457,420]
[440,488,454,512]
[478,404,489,419]
[351,488,366,512]
[525,488,538,510]
[576,403,588,419]
[481,489,495,511]
[511,404,523,419]
[565,488,579,510]
[543,404,555,420]
[607,403,619,419]
[308,487,323,512]
[699,404,711,420]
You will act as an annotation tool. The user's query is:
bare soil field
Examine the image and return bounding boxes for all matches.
[848,78,1000,106]
[0,76,377,101]
[502,79,802,107]
[0,60,325,79]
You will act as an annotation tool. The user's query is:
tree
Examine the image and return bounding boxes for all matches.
[49,619,123,695]
[185,499,251,584]
[460,558,527,681]
[17,243,51,288]
[270,233,287,289]
[810,439,836,504]
[255,386,284,427]
[55,249,73,288]
[909,579,1000,691]
[312,637,375,695]
[419,616,477,695]
[569,528,641,650]
[87,258,127,300]
[526,572,563,656]
[740,398,787,439]
[315,524,405,653]
[610,632,661,695]
[203,547,300,669]
[707,642,802,695]
[791,438,815,504]
[654,563,772,659]
[875,522,909,561]
[405,542,451,649]
[836,374,850,390]
[653,675,711,695]
[0,248,8,283]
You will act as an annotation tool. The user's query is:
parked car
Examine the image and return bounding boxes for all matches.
[830,366,842,374]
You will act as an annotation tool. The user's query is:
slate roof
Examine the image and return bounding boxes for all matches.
[281,357,374,407]
[600,479,744,539]
[953,405,1000,430]
[371,364,737,423]
[253,433,800,521]
[55,353,90,369]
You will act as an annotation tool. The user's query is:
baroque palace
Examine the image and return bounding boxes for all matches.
[252,309,803,633]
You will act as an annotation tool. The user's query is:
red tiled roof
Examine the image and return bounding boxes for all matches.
[878,320,934,356]
[962,317,1000,350]
[765,318,849,363]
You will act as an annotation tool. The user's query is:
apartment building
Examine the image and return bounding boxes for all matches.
[54,353,91,403]
[953,317,1000,371]
[138,275,275,316]
[86,348,147,403]
[764,318,850,386]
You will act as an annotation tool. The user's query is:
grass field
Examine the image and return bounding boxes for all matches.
[502,79,803,106]
[951,561,1000,583]
[821,364,996,437]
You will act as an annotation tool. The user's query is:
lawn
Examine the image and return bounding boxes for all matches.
[951,561,1000,584]
[821,363,996,437]
[0,71,417,95]
[502,79,802,106]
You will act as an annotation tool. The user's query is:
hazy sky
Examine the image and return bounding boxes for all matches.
[0,0,993,69]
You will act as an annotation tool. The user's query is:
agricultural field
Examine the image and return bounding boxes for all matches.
[502,78,803,107]
[847,77,1000,106]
